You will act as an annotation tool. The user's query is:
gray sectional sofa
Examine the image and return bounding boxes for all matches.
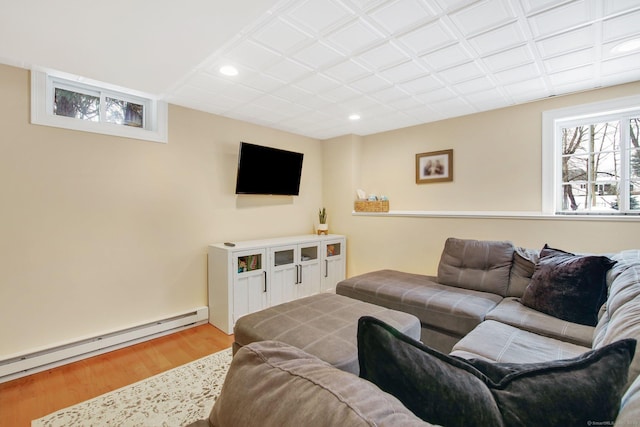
[193,237,640,426]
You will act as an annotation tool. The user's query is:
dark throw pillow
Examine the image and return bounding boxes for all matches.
[465,342,636,426]
[358,316,502,427]
[520,244,616,326]
[357,316,636,427]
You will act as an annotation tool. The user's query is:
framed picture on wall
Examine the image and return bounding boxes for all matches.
[416,149,453,184]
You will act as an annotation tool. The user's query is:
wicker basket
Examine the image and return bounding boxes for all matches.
[354,200,389,212]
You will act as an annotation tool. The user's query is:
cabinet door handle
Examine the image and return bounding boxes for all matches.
[298,264,302,284]
[263,271,267,293]
[325,260,328,278]
[295,265,300,284]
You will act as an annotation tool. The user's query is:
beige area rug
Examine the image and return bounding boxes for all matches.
[32,348,232,427]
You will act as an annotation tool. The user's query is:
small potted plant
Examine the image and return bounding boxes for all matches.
[317,207,328,235]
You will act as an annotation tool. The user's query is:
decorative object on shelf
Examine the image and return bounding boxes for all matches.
[354,199,390,212]
[317,207,329,235]
[416,149,453,184]
[354,191,390,212]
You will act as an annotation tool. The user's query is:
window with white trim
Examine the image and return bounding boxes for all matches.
[31,69,168,143]
[542,96,640,216]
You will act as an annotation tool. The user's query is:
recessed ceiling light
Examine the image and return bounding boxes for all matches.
[612,38,640,54]
[349,114,361,121]
[219,65,239,76]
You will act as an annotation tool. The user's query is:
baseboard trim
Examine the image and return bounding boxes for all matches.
[0,307,209,383]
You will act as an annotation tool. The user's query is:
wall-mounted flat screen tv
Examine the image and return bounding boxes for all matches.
[235,142,304,196]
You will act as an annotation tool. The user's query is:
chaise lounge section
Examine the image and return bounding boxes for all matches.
[336,238,523,353]
[192,237,640,426]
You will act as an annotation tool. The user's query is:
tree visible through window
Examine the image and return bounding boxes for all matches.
[54,88,99,121]
[106,97,143,128]
[560,118,639,214]
[54,86,144,128]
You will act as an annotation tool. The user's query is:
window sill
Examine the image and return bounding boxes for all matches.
[352,210,640,222]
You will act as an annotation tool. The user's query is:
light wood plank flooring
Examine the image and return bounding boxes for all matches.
[0,324,233,427]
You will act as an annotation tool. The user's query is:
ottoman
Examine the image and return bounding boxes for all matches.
[232,293,421,375]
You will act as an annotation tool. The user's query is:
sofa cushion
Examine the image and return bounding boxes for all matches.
[358,316,635,427]
[507,246,539,297]
[487,297,594,347]
[437,237,515,297]
[521,245,615,326]
[208,340,429,427]
[450,320,590,363]
[336,269,502,337]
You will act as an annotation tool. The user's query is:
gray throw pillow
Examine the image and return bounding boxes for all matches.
[358,316,635,427]
[507,246,539,297]
[521,244,616,326]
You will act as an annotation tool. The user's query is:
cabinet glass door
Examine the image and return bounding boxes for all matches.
[236,253,262,274]
[322,239,346,293]
[300,245,318,263]
[270,245,298,306]
[325,242,341,257]
[274,249,294,266]
[232,249,267,323]
[299,243,321,297]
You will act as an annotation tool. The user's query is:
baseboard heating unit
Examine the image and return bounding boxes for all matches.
[0,306,209,383]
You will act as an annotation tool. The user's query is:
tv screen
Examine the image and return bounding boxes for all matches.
[235,142,304,196]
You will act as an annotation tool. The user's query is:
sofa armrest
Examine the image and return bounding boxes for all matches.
[616,371,640,426]
[205,341,431,427]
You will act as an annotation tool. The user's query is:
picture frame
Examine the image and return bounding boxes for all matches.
[416,149,453,184]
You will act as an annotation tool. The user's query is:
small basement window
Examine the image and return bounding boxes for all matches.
[31,69,167,143]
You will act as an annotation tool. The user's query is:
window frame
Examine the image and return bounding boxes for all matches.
[31,68,168,143]
[542,95,640,216]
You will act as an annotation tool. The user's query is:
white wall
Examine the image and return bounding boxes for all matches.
[0,64,323,357]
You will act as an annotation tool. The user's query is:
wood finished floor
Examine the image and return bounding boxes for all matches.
[0,323,234,427]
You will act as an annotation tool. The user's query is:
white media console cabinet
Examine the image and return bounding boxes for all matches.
[208,234,346,334]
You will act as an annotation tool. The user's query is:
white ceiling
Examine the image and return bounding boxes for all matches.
[2,0,640,140]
